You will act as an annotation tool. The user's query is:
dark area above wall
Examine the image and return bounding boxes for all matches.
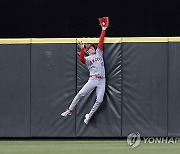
[0,0,180,37]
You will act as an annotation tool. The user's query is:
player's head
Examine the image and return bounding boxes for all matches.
[86,44,96,55]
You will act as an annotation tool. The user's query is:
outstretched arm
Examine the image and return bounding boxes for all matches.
[98,17,109,51]
[98,27,107,51]
[79,42,86,64]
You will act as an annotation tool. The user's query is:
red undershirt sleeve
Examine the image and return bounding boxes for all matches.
[98,30,105,51]
[80,48,86,64]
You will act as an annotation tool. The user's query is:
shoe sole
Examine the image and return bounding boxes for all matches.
[61,113,71,117]
[84,114,90,124]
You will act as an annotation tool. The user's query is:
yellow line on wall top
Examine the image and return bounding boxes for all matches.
[0,37,180,44]
[0,39,31,44]
[77,37,122,43]
[122,37,169,42]
[169,37,180,42]
[31,38,76,44]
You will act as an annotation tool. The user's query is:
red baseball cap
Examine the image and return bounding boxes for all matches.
[85,44,91,51]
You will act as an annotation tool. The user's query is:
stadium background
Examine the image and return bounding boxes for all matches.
[0,0,180,138]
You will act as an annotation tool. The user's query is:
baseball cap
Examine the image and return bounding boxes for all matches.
[85,44,96,51]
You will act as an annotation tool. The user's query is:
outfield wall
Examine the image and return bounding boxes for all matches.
[0,37,180,137]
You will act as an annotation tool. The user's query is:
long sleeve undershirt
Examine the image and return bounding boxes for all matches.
[80,47,86,64]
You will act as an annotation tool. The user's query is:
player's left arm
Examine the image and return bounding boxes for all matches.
[98,27,107,52]
[79,41,86,64]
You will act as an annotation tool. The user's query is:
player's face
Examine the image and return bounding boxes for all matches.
[87,46,95,55]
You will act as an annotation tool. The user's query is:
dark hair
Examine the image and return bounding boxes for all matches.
[90,43,96,49]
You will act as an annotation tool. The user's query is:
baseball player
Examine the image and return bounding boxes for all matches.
[61,17,109,124]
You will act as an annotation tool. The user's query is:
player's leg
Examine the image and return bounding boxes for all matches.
[61,79,97,117]
[84,79,106,124]
[68,79,96,110]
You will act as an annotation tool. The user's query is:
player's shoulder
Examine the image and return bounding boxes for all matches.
[96,47,103,52]
[96,48,103,55]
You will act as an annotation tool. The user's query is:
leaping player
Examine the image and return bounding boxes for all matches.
[61,17,109,124]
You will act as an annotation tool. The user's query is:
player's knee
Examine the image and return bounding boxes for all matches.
[96,96,103,103]
[96,93,104,103]
[76,93,84,100]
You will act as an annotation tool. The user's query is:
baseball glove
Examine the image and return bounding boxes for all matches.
[98,17,110,28]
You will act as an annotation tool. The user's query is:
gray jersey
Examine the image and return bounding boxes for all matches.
[85,48,105,77]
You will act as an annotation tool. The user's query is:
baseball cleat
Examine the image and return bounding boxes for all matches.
[84,114,91,124]
[61,109,72,117]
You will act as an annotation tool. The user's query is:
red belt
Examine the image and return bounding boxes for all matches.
[90,75,104,79]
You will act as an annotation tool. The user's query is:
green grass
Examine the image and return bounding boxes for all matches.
[0,140,179,154]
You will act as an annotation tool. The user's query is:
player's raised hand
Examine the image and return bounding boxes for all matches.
[78,41,85,49]
[98,17,110,30]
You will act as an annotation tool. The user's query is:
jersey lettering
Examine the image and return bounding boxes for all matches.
[90,56,103,66]
[85,48,105,77]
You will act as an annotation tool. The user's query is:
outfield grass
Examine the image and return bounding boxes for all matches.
[0,140,179,154]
